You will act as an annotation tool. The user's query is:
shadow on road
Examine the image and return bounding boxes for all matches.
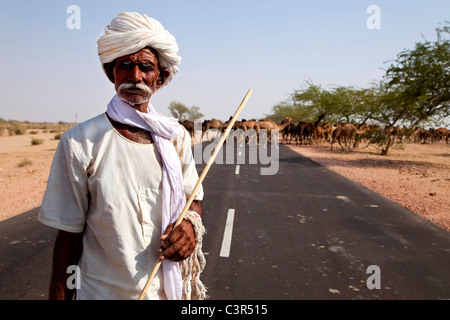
[0,207,56,300]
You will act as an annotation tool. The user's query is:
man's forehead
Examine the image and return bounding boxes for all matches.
[117,48,158,62]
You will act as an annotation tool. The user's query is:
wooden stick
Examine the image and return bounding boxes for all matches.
[138,89,253,300]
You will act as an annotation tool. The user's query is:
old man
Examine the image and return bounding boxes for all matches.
[38,12,205,300]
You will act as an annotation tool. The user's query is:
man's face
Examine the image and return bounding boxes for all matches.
[110,48,168,108]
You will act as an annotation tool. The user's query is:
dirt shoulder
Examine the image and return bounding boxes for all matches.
[0,132,59,221]
[286,142,450,231]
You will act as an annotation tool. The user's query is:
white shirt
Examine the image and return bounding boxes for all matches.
[38,113,203,300]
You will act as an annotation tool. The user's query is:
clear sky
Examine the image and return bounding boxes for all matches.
[0,0,448,123]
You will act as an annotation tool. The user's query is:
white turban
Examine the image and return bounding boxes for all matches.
[97,12,181,86]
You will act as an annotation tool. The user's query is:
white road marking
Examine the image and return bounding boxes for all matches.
[336,196,351,203]
[219,209,235,258]
[235,165,240,175]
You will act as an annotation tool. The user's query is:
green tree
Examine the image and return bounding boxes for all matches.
[267,81,366,125]
[266,99,306,123]
[168,101,204,121]
[168,101,189,121]
[187,106,204,121]
[374,23,450,154]
[385,23,450,122]
[292,82,330,124]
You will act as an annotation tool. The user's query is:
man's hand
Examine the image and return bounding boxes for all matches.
[158,220,196,262]
[159,200,202,262]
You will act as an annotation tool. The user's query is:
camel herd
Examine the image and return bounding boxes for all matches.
[180,117,293,143]
[284,122,450,149]
[179,118,450,150]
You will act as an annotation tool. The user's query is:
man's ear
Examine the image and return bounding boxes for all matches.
[156,68,170,89]
[104,62,116,84]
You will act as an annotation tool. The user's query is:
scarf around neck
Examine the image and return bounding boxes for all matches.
[106,94,185,300]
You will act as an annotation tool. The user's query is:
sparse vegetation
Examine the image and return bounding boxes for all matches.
[0,118,75,137]
[10,125,27,136]
[31,138,44,145]
[17,159,32,167]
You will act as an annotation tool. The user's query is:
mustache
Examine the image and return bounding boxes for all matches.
[117,82,154,95]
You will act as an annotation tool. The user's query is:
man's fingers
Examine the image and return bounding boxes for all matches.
[161,240,194,262]
[159,224,182,252]
[177,243,194,260]
[160,236,186,261]
[160,224,173,241]
[158,221,196,261]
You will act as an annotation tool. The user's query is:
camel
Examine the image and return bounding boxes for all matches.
[313,122,335,144]
[202,118,224,132]
[295,122,314,145]
[434,127,449,144]
[236,119,258,145]
[234,120,244,130]
[202,119,224,140]
[282,123,296,144]
[330,123,358,151]
[240,119,257,131]
[220,116,247,144]
[284,121,307,145]
[221,116,233,133]
[352,123,371,148]
[179,119,194,137]
[256,118,292,143]
[416,128,431,144]
[330,123,371,151]
[412,127,423,143]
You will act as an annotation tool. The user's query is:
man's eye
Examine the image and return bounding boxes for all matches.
[119,61,132,68]
[140,64,154,71]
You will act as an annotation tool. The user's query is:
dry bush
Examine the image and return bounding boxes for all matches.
[17,159,32,167]
[31,138,44,145]
[0,119,75,136]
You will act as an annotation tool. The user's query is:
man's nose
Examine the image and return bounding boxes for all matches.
[130,65,143,83]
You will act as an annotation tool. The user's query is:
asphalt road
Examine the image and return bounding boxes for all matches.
[0,207,55,299]
[200,142,450,300]
[1,142,450,300]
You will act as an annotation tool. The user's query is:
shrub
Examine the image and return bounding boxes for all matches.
[31,138,44,145]
[18,159,32,167]
[8,126,26,135]
[359,128,387,146]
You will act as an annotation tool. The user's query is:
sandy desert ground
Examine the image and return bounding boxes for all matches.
[0,130,449,232]
[0,131,60,222]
